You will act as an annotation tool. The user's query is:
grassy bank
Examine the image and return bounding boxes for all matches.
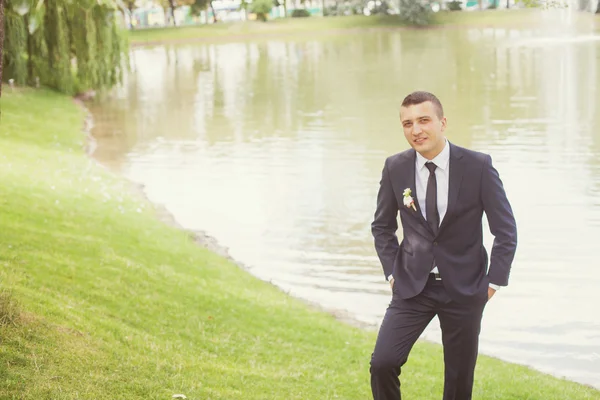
[128,9,538,46]
[1,89,599,399]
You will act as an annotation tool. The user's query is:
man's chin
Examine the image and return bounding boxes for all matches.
[413,144,433,155]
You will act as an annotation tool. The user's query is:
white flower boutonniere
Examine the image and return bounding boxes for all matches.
[403,188,417,211]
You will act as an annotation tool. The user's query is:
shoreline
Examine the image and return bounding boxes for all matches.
[77,98,378,333]
[127,10,548,48]
[128,23,526,48]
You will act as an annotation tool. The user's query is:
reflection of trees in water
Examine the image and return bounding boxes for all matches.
[583,40,600,197]
[90,29,600,251]
[93,29,503,161]
[199,46,236,145]
[87,81,143,167]
[242,41,297,142]
[460,27,600,208]
[91,44,200,163]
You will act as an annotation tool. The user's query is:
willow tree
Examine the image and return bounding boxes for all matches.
[1,0,128,95]
[0,0,5,97]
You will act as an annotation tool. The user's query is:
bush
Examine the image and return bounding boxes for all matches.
[323,0,363,16]
[399,0,433,25]
[291,9,311,17]
[323,5,336,15]
[368,0,392,14]
[447,0,462,10]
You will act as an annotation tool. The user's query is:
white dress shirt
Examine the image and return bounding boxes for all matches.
[389,140,500,291]
[415,139,450,275]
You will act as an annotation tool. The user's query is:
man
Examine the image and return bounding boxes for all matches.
[369,91,517,400]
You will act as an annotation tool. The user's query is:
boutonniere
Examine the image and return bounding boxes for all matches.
[403,188,417,211]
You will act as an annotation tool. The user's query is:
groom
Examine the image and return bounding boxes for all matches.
[369,91,517,400]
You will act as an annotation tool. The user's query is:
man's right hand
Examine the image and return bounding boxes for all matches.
[389,277,395,290]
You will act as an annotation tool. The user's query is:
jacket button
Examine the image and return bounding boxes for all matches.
[433,242,438,246]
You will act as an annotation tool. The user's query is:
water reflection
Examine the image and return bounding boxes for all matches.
[89,12,600,389]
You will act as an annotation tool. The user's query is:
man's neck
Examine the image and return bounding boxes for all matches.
[418,140,447,161]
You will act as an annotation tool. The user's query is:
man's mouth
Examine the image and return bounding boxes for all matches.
[414,137,427,145]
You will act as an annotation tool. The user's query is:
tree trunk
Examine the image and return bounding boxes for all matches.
[596,0,600,13]
[169,0,177,26]
[25,14,35,86]
[0,0,5,98]
[506,0,509,8]
[210,1,218,22]
[128,4,135,29]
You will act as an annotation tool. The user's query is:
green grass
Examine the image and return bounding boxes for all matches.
[1,88,599,399]
[128,9,540,46]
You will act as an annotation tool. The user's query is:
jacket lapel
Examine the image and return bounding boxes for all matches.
[438,143,464,233]
[403,149,434,235]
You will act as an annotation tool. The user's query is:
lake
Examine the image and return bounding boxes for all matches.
[89,11,600,389]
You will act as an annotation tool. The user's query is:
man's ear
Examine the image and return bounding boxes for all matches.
[440,116,447,131]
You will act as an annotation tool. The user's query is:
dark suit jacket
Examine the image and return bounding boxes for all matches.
[371,142,517,303]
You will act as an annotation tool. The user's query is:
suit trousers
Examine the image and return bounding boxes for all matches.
[370,276,487,400]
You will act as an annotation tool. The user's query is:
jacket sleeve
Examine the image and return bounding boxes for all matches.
[481,154,518,286]
[371,158,400,280]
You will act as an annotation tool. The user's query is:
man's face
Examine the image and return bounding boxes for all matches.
[400,101,447,160]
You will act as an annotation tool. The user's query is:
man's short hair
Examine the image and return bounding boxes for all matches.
[401,91,444,119]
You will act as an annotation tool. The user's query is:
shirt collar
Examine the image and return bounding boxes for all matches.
[416,139,450,171]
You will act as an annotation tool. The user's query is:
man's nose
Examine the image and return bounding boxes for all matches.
[413,124,422,134]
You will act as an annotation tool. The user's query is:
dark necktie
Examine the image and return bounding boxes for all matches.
[425,162,439,235]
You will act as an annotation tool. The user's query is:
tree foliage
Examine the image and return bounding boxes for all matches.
[1,0,128,95]
[159,0,194,25]
[250,0,272,21]
[189,0,218,23]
